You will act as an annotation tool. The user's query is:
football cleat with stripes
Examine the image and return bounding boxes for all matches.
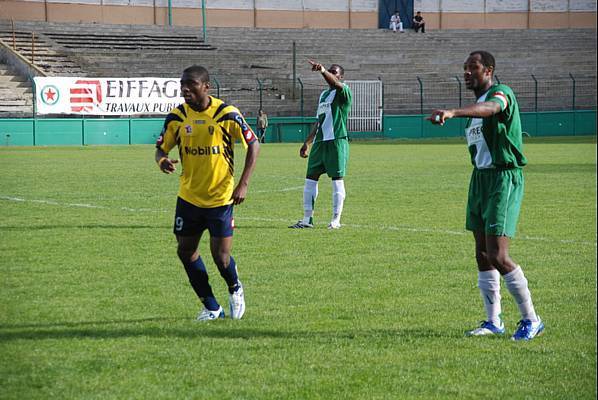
[466,320,505,336]
[196,306,225,321]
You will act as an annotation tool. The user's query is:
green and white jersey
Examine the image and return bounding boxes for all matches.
[465,83,527,169]
[314,83,352,142]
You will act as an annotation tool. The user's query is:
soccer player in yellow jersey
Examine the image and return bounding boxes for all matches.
[155,65,260,321]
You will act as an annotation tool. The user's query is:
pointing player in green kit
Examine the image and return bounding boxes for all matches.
[289,60,352,230]
[428,51,544,341]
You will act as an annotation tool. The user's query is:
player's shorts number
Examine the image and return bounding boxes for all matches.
[175,216,184,231]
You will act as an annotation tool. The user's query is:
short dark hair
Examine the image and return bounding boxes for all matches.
[469,50,496,71]
[183,65,210,82]
[329,64,345,76]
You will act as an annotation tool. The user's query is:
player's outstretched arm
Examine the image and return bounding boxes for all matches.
[155,147,178,174]
[232,140,260,205]
[427,102,501,125]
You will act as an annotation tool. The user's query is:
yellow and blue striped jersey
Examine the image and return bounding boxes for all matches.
[156,97,257,208]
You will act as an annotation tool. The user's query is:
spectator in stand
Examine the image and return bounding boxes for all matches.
[389,11,404,33]
[413,11,426,33]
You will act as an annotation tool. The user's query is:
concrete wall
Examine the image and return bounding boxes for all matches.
[414,0,597,29]
[0,0,595,29]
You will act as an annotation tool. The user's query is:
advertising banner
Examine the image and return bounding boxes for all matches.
[34,77,184,115]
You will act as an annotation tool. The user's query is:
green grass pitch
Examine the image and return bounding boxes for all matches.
[0,137,596,399]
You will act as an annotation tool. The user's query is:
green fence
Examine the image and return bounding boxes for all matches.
[0,111,595,146]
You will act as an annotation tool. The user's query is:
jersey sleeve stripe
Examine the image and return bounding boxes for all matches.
[213,102,228,120]
[216,111,240,123]
[163,112,183,128]
[218,111,258,144]
[176,104,187,118]
[221,127,235,176]
[492,92,508,110]
[156,112,184,149]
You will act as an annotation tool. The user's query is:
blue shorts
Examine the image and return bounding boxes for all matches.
[173,197,234,238]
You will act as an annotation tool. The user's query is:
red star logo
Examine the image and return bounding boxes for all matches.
[45,88,56,101]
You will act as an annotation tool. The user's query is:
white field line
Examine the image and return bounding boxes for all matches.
[0,195,167,213]
[1,194,595,246]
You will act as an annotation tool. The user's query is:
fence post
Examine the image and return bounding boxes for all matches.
[569,73,576,135]
[569,73,576,110]
[256,78,263,111]
[213,77,220,98]
[378,76,384,135]
[531,74,538,136]
[11,19,16,49]
[454,76,462,108]
[31,32,35,65]
[292,41,296,99]
[31,77,36,145]
[167,0,172,26]
[297,77,304,117]
[201,0,207,42]
[416,76,423,137]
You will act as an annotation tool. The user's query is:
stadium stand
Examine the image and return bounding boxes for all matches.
[0,19,595,118]
[0,61,32,117]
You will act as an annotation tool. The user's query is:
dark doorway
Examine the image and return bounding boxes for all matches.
[379,0,414,29]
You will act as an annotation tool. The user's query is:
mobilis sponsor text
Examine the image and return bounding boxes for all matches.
[185,146,221,156]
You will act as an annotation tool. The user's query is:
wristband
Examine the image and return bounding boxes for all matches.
[320,65,326,73]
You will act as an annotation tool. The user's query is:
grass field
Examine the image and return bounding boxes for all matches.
[0,137,596,399]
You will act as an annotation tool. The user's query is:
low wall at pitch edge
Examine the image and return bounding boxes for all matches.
[0,111,595,146]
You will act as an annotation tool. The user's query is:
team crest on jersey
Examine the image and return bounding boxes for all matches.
[185,125,192,135]
[208,126,215,135]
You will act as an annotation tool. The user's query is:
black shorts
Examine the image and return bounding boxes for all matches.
[173,197,234,238]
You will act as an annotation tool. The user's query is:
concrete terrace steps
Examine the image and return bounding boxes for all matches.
[0,30,85,76]
[0,19,595,117]
[0,62,33,116]
[43,32,216,51]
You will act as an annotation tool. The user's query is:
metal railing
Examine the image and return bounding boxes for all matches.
[207,74,596,119]
[2,73,595,119]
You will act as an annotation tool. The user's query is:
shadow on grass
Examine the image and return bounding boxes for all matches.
[0,318,461,342]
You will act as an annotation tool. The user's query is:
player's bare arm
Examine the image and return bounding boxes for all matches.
[155,147,179,174]
[300,122,318,158]
[231,140,260,205]
[428,101,501,125]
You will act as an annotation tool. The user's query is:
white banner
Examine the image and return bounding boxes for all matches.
[34,77,184,116]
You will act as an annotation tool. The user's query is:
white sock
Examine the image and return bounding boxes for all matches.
[302,179,318,224]
[503,266,539,322]
[331,179,346,224]
[478,269,502,326]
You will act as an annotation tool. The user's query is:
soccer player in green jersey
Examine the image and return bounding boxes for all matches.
[155,65,260,321]
[428,51,544,341]
[289,60,353,230]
